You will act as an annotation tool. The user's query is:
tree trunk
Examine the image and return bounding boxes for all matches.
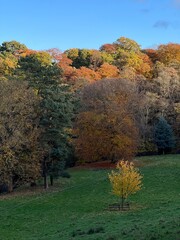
[50,175,54,186]
[44,174,48,189]
[8,177,13,193]
[121,196,125,210]
[43,158,48,189]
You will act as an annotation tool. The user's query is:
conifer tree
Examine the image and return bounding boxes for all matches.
[40,83,73,188]
[154,117,175,154]
[18,52,74,188]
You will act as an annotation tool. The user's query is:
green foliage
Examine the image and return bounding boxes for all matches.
[40,83,74,182]
[66,48,97,69]
[17,51,58,84]
[0,41,27,54]
[16,50,75,187]
[154,117,175,154]
[138,140,157,155]
[114,36,141,53]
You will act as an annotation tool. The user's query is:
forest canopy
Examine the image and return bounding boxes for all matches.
[0,37,179,192]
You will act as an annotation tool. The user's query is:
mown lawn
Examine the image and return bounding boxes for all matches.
[0,154,180,240]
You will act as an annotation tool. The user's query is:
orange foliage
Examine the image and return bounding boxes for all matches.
[157,43,180,65]
[100,43,116,54]
[74,111,138,163]
[97,63,120,78]
[73,79,139,163]
[136,53,152,77]
[54,53,78,82]
[125,52,151,76]
[76,66,101,82]
[143,49,158,63]
[20,49,37,57]
[58,53,73,68]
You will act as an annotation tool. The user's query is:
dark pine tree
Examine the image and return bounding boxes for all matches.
[17,52,74,188]
[154,117,175,154]
[40,83,73,188]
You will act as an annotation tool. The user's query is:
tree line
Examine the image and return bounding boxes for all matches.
[0,37,179,192]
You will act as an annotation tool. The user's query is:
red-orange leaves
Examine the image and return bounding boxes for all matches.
[97,63,120,79]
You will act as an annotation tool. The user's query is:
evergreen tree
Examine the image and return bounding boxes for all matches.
[154,117,175,154]
[40,83,73,188]
[17,52,74,188]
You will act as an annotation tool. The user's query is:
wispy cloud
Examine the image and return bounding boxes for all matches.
[153,20,170,29]
[140,8,150,13]
[153,20,180,29]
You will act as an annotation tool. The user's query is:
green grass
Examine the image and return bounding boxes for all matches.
[0,154,180,240]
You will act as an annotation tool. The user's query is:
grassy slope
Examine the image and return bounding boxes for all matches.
[0,155,180,240]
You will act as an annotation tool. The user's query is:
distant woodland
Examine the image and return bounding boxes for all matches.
[0,37,179,192]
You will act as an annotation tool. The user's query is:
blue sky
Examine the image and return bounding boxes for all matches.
[0,0,179,51]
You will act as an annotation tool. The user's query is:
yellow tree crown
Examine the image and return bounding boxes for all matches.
[109,160,142,199]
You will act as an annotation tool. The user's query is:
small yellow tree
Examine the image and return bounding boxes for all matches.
[108,160,142,209]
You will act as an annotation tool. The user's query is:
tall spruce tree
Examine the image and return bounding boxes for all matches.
[154,117,175,154]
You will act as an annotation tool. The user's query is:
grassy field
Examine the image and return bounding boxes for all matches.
[0,154,180,240]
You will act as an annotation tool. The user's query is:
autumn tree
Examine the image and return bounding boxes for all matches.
[0,42,28,77]
[151,63,179,153]
[100,43,116,54]
[56,53,78,83]
[76,66,101,82]
[143,48,158,64]
[136,61,180,154]
[114,37,141,53]
[0,52,18,77]
[89,50,103,70]
[153,62,180,102]
[109,160,142,209]
[73,79,140,163]
[157,43,180,66]
[0,80,42,192]
[47,49,94,88]
[136,90,158,154]
[97,63,119,79]
[115,49,151,77]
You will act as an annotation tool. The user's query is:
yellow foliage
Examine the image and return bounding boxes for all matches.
[109,160,142,200]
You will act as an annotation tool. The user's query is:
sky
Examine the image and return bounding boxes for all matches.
[0,0,179,51]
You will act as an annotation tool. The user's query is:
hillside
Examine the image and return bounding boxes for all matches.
[0,154,179,240]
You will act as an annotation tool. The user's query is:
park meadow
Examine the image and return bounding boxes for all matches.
[0,154,180,240]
